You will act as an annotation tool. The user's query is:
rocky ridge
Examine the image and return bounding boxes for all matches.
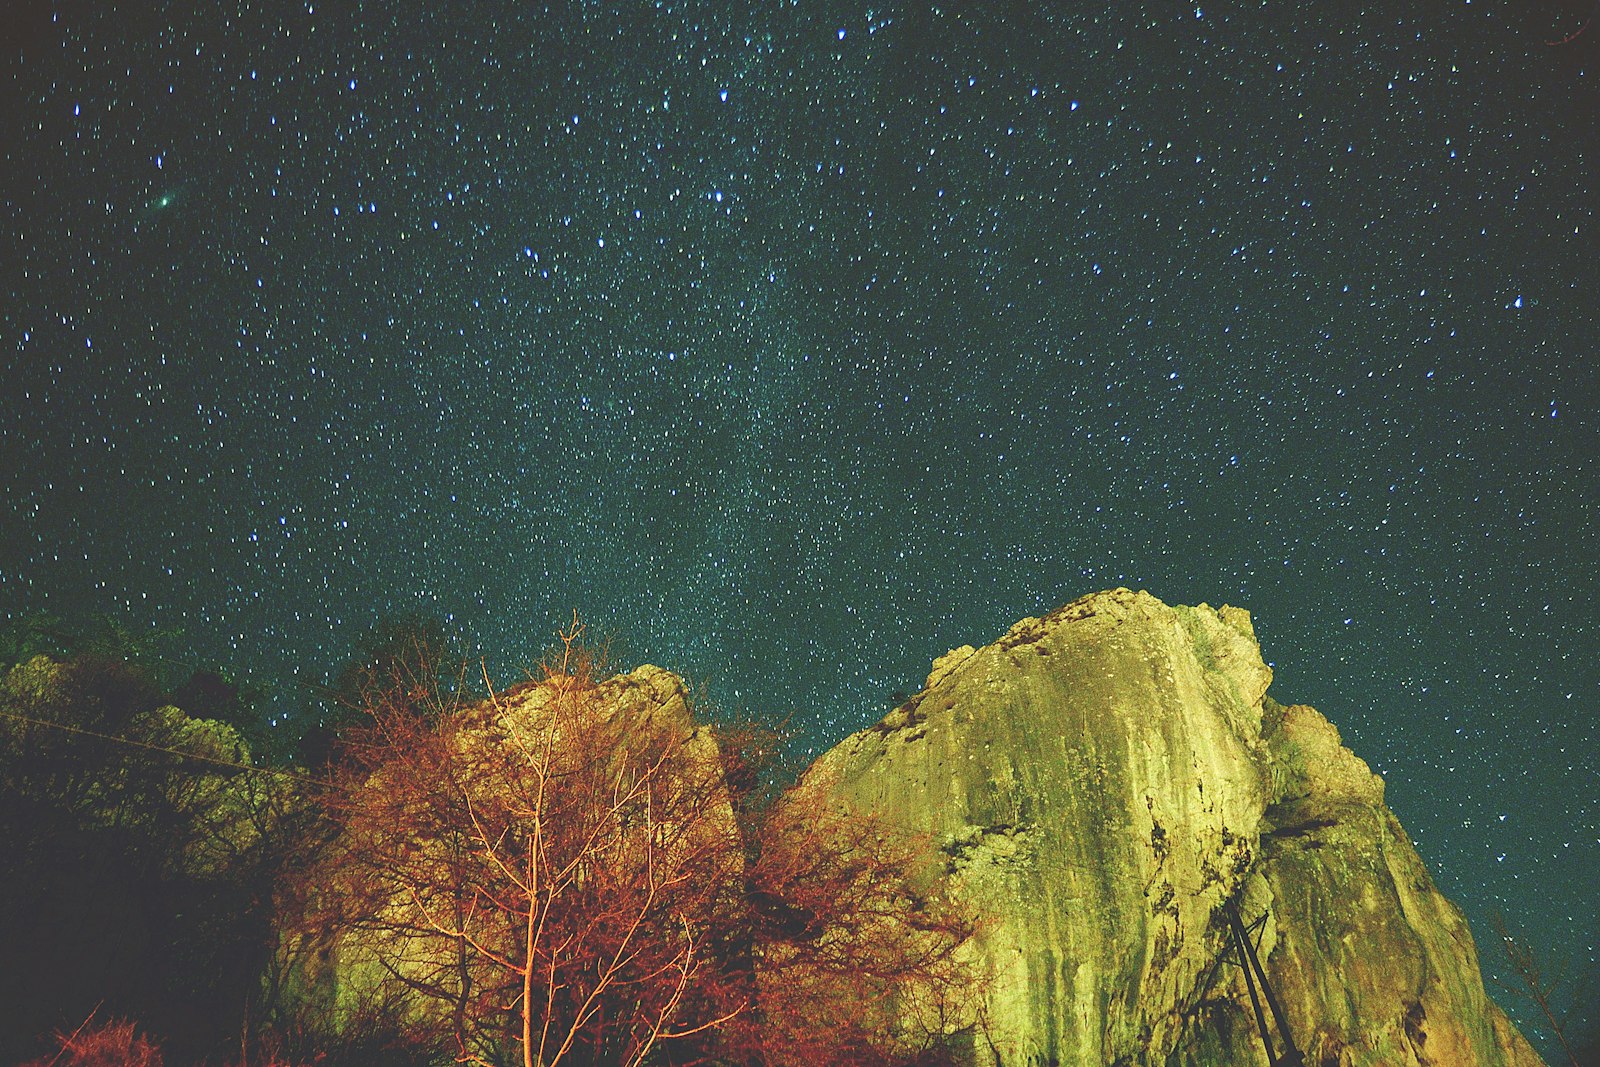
[800,588,1544,1067]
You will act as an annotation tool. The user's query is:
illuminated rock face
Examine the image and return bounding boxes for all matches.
[802,589,1544,1067]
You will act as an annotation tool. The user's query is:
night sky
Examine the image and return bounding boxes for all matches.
[4,1,1597,1053]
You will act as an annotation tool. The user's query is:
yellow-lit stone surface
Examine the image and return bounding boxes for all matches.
[801,589,1543,1067]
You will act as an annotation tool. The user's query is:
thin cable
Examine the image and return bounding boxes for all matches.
[0,705,335,790]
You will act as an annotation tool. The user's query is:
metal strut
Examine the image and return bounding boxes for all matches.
[1224,903,1305,1067]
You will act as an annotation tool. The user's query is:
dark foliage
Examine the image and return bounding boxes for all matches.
[0,614,981,1067]
[291,614,460,768]
[0,653,306,1065]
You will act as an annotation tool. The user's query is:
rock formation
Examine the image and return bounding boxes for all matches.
[282,591,1544,1065]
[799,589,1544,1067]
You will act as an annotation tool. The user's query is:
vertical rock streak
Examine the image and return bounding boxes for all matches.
[804,589,1546,1067]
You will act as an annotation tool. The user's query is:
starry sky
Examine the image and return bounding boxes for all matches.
[4,0,1597,1053]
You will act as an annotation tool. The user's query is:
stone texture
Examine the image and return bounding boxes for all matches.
[801,589,1543,1067]
[1184,697,1547,1067]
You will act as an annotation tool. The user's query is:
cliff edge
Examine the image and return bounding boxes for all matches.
[801,589,1544,1067]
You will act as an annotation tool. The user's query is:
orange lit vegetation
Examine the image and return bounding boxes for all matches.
[299,614,980,1067]
[727,786,982,1067]
[313,616,739,1066]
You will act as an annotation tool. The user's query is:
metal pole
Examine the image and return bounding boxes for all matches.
[1228,908,1305,1067]
[1230,909,1278,1064]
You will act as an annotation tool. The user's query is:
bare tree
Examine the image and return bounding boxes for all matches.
[1494,913,1593,1067]
[308,615,981,1067]
[320,617,745,1067]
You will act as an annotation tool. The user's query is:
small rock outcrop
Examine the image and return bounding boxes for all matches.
[801,589,1543,1067]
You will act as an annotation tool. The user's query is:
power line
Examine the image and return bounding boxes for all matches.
[0,705,334,790]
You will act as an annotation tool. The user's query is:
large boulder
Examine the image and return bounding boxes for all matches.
[801,589,1543,1067]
